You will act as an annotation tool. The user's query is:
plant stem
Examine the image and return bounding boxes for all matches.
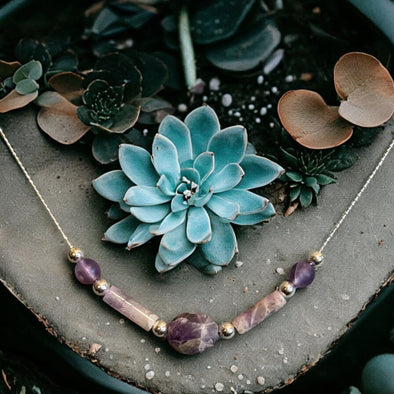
[0,0,32,25]
[178,4,197,91]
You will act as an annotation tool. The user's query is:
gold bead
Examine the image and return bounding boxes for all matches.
[278,280,296,298]
[309,251,324,269]
[218,322,235,339]
[152,319,167,338]
[68,247,84,263]
[92,279,110,296]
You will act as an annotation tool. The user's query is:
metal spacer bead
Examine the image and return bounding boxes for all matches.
[218,322,235,340]
[309,251,324,269]
[152,319,168,338]
[68,247,84,263]
[92,279,110,296]
[278,280,296,298]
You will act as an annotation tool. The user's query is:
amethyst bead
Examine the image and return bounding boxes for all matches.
[166,313,219,355]
[74,258,101,285]
[288,261,315,288]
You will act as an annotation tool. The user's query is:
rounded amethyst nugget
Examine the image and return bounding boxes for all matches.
[288,261,315,288]
[166,313,219,355]
[74,258,101,285]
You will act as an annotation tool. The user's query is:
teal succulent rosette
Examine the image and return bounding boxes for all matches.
[93,105,284,274]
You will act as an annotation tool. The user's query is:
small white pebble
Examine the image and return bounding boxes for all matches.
[246,379,251,385]
[209,77,221,91]
[239,117,243,121]
[297,342,302,347]
[237,374,244,380]
[266,258,271,264]
[144,364,151,371]
[250,96,256,101]
[267,104,273,109]
[278,348,284,355]
[234,111,241,117]
[165,371,170,377]
[142,128,148,136]
[209,298,214,303]
[55,296,60,301]
[257,75,264,84]
[276,267,285,275]
[228,109,233,115]
[257,376,265,385]
[269,122,275,128]
[145,358,149,361]
[255,118,261,124]
[221,93,233,107]
[328,326,332,331]
[285,75,294,83]
[248,104,255,110]
[241,104,246,109]
[207,365,212,369]
[106,322,110,326]
[119,318,125,324]
[145,371,155,380]
[81,337,87,341]
[155,347,161,353]
[200,385,206,389]
[341,294,350,300]
[235,261,244,268]
[313,333,319,337]
[230,365,239,373]
[202,95,208,102]
[140,339,146,343]
[105,347,109,352]
[271,86,278,94]
[259,107,267,116]
[109,354,113,360]
[177,103,188,113]
[215,382,224,392]
[313,305,318,310]
[283,357,288,364]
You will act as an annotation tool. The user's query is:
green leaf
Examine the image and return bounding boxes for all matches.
[304,176,317,187]
[299,186,313,208]
[289,185,301,202]
[309,182,320,195]
[280,147,299,168]
[205,17,281,71]
[92,133,123,164]
[13,60,42,83]
[15,78,39,95]
[316,174,336,185]
[191,0,256,45]
[285,170,303,182]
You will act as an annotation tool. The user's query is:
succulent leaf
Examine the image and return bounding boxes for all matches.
[299,186,313,208]
[104,216,140,244]
[93,105,282,274]
[92,170,133,202]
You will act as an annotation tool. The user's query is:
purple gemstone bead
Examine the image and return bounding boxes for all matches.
[288,261,315,288]
[74,258,101,285]
[166,313,219,355]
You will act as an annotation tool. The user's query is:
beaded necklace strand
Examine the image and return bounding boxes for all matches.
[1,127,393,355]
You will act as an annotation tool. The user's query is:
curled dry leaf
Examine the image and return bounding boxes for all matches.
[277,90,354,149]
[36,91,90,144]
[0,89,38,113]
[0,60,21,78]
[334,52,394,127]
[48,72,84,103]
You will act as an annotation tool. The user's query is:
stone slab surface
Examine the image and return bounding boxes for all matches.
[0,108,393,393]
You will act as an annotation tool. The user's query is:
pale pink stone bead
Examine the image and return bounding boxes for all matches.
[232,290,286,334]
[103,286,159,331]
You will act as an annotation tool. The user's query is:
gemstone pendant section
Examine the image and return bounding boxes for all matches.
[103,286,159,332]
[232,290,286,335]
[166,313,219,355]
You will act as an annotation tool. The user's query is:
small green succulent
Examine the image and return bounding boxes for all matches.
[279,148,336,208]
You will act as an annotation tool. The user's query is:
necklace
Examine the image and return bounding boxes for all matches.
[1,126,393,356]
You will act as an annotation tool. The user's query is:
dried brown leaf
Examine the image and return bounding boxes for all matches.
[334,52,394,127]
[0,60,21,79]
[36,91,90,144]
[48,72,84,103]
[277,90,354,149]
[0,89,37,113]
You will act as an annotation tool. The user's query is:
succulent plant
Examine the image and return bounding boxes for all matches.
[93,105,284,274]
[279,147,336,209]
[0,59,42,113]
